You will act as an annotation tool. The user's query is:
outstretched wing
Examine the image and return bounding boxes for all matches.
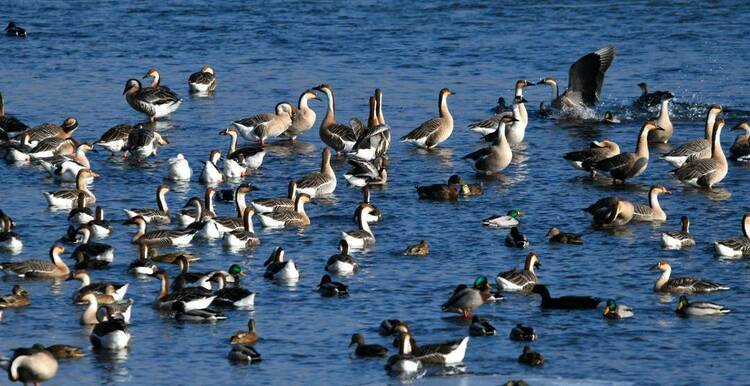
[567,45,616,106]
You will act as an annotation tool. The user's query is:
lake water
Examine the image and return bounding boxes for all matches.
[1,1,750,385]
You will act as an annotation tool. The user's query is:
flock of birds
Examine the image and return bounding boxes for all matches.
[2,21,750,384]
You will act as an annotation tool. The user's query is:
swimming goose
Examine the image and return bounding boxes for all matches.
[379,319,407,337]
[257,193,311,228]
[416,174,462,200]
[44,345,86,360]
[401,88,455,149]
[198,149,224,185]
[173,301,227,322]
[123,184,171,224]
[188,65,217,93]
[318,274,349,297]
[150,269,216,311]
[518,346,544,367]
[583,196,634,228]
[148,248,199,264]
[350,334,389,357]
[8,137,77,163]
[72,225,114,263]
[441,276,492,318]
[530,284,601,309]
[39,142,95,182]
[252,180,296,213]
[228,345,262,363]
[592,120,661,183]
[85,207,112,239]
[472,96,527,142]
[672,118,728,188]
[663,104,723,167]
[78,293,130,324]
[385,332,423,377]
[651,260,728,293]
[403,240,429,256]
[632,185,671,222]
[123,79,181,122]
[0,92,29,138]
[407,335,470,365]
[662,216,695,249]
[11,117,78,147]
[729,122,750,161]
[94,124,133,154]
[635,82,672,108]
[353,187,382,224]
[0,244,69,278]
[231,102,294,146]
[496,252,541,291]
[124,216,195,246]
[325,240,358,274]
[509,324,537,341]
[170,258,244,291]
[469,316,496,336]
[0,285,30,308]
[296,148,337,197]
[177,195,209,227]
[7,345,58,385]
[545,227,583,244]
[676,295,730,316]
[313,84,358,154]
[563,140,621,177]
[603,299,634,319]
[647,92,675,143]
[204,184,255,235]
[128,243,159,276]
[341,206,376,249]
[223,207,261,248]
[263,247,299,281]
[210,272,255,308]
[219,127,266,170]
[537,45,616,110]
[230,319,258,345]
[165,153,192,181]
[505,227,529,248]
[282,89,319,141]
[89,306,131,350]
[0,216,23,252]
[122,124,169,160]
[69,269,128,303]
[713,213,750,258]
[482,210,524,228]
[492,96,507,114]
[345,164,388,187]
[464,115,515,174]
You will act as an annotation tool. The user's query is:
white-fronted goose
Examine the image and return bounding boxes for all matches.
[652,260,728,293]
[252,180,296,213]
[496,252,541,292]
[150,269,215,311]
[647,92,674,143]
[342,205,376,249]
[663,104,722,167]
[124,216,195,246]
[188,66,216,93]
[401,88,454,149]
[94,124,133,154]
[463,115,515,174]
[231,102,294,146]
[537,45,616,109]
[672,118,728,188]
[43,169,96,208]
[729,122,750,161]
[124,184,171,224]
[632,185,671,222]
[257,193,311,228]
[219,127,266,169]
[296,148,336,197]
[282,89,319,141]
[223,207,261,248]
[714,213,750,258]
[313,84,358,154]
[7,345,58,385]
[123,78,181,122]
[122,124,169,160]
[563,139,621,177]
[583,196,635,228]
[325,240,358,274]
[662,216,695,249]
[199,149,223,185]
[593,120,661,183]
[263,247,299,280]
[0,243,69,278]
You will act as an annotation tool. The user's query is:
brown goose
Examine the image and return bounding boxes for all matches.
[0,244,69,278]
[231,102,294,146]
[7,344,58,385]
[222,207,261,248]
[401,88,454,149]
[729,122,750,161]
[123,79,181,122]
[94,124,134,154]
[495,252,541,292]
[123,184,171,224]
[295,148,336,197]
[663,104,722,167]
[251,180,297,213]
[256,193,312,228]
[714,213,750,258]
[537,45,616,109]
[219,127,266,170]
[43,169,97,208]
[651,260,728,293]
[672,118,728,188]
[632,185,671,222]
[583,196,635,228]
[647,92,674,143]
[188,65,217,93]
[563,140,621,177]
[283,89,319,141]
[593,120,661,183]
[124,216,196,247]
[12,117,78,146]
[313,84,358,154]
[231,319,258,345]
[0,92,29,137]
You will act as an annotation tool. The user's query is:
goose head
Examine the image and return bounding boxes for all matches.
[312,83,332,94]
[731,122,750,134]
[650,260,671,272]
[637,82,648,92]
[123,79,142,95]
[200,65,214,75]
[300,89,320,105]
[537,77,557,87]
[275,102,294,117]
[263,247,285,266]
[61,117,79,133]
[650,184,672,196]
[439,88,455,98]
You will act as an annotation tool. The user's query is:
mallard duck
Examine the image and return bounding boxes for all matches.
[188,65,216,93]
[0,216,22,252]
[211,272,255,308]
[509,324,536,341]
[663,104,723,167]
[0,285,30,308]
[592,120,661,183]
[7,344,58,385]
[231,102,293,146]
[173,301,227,323]
[341,206,376,249]
[223,208,261,248]
[505,227,529,248]
[401,88,454,149]
[43,169,97,208]
[385,332,423,377]
[124,216,196,247]
[257,193,311,228]
[231,319,258,345]
[295,148,336,197]
[530,284,600,309]
[263,247,299,281]
[651,260,728,293]
[545,227,583,244]
[89,307,131,350]
[603,299,634,319]
[228,345,262,363]
[45,345,86,360]
[469,316,496,336]
[325,240,358,274]
[729,122,750,161]
[122,124,169,160]
[482,210,524,228]
[714,213,750,258]
[350,333,388,357]
[0,244,69,278]
[403,240,429,256]
[72,225,114,263]
[251,180,296,213]
[496,252,540,292]
[150,270,215,311]
[662,216,695,249]
[318,274,348,297]
[672,119,728,188]
[676,295,730,316]
[416,175,462,200]
[583,196,634,228]
[94,124,133,154]
[518,346,544,367]
[441,276,492,318]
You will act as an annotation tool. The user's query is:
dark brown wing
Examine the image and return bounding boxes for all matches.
[567,45,616,106]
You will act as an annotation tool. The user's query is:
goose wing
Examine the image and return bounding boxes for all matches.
[0,115,29,133]
[462,146,491,162]
[347,158,379,178]
[297,172,330,189]
[234,112,275,128]
[632,204,653,217]
[0,259,57,275]
[189,71,214,84]
[98,124,133,143]
[673,159,718,181]
[594,153,635,173]
[127,128,155,149]
[402,118,441,141]
[139,87,180,105]
[567,45,616,106]
[664,139,709,157]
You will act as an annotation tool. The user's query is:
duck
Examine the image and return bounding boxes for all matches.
[282,89,319,141]
[123,78,181,122]
[69,269,128,303]
[505,227,529,248]
[583,196,634,228]
[651,260,728,293]
[251,180,296,214]
[460,182,483,196]
[676,295,730,316]
[401,88,454,149]
[172,258,245,291]
[729,122,750,161]
[7,345,58,385]
[518,346,544,367]
[94,124,133,154]
[403,240,429,256]
[602,299,634,319]
[128,243,159,276]
[464,115,515,174]
[492,96,507,114]
[295,148,336,197]
[124,215,196,247]
[563,140,621,177]
[173,301,227,323]
[11,117,78,147]
[230,319,258,345]
[536,45,616,110]
[496,252,541,292]
[632,185,671,222]
[123,184,171,224]
[647,92,675,143]
[416,174,462,200]
[165,153,192,181]
[219,127,266,170]
[256,193,311,228]
[509,324,536,341]
[313,84,359,154]
[318,274,349,297]
[353,187,382,224]
[43,169,96,208]
[89,306,131,350]
[602,111,620,124]
[441,276,492,318]
[545,227,583,244]
[663,104,723,167]
[385,332,423,377]
[44,345,86,360]
[0,244,69,278]
[0,92,29,138]
[592,120,661,183]
[263,247,299,281]
[635,82,672,108]
[223,207,261,248]
[482,210,524,228]
[228,345,262,363]
[211,273,255,308]
[150,270,215,311]
[122,124,169,160]
[231,102,294,146]
[662,216,695,249]
[72,225,114,263]
[469,316,496,336]
[0,216,23,252]
[350,333,388,357]
[341,206,376,249]
[530,284,601,309]
[5,21,27,37]
[714,213,750,258]
[38,142,95,182]
[0,285,30,308]
[325,240,358,274]
[672,118,728,188]
[188,65,216,93]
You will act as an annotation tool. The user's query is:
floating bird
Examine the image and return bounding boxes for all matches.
[94,124,133,154]
[165,154,192,181]
[325,240,358,274]
[251,180,296,214]
[537,45,616,110]
[173,301,227,323]
[714,213,750,258]
[0,244,69,278]
[223,207,261,249]
[401,88,454,149]
[509,324,536,341]
[518,346,544,367]
[5,21,27,37]
[545,227,583,244]
[341,206,376,249]
[635,82,672,108]
[123,184,171,224]
[482,210,524,228]
[661,216,695,249]
[651,260,729,293]
[282,89,319,141]
[228,345,262,363]
[563,140,621,177]
[0,92,29,138]
[45,345,85,360]
[662,104,722,167]
[603,299,634,319]
[676,295,730,316]
[583,196,634,228]
[7,344,58,385]
[256,193,311,228]
[403,240,429,256]
[318,274,348,297]
[89,306,131,350]
[0,285,30,308]
[123,79,181,122]
[313,84,359,154]
[150,270,215,311]
[592,120,661,183]
[441,276,492,318]
[122,124,169,160]
[231,319,258,345]
[0,216,22,252]
[188,65,216,93]
[464,115,516,174]
[231,102,293,146]
[530,284,601,309]
[729,122,750,161]
[672,118,728,188]
[218,127,266,170]
[416,174,462,200]
[350,333,389,357]
[505,227,529,248]
[352,187,382,224]
[496,252,541,292]
[385,332,423,377]
[632,185,671,222]
[263,247,299,281]
[295,148,336,197]
[124,216,195,247]
[648,92,675,143]
[469,316,496,336]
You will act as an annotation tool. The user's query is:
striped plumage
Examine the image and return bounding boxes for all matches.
[652,260,728,293]
[402,88,454,149]
[313,84,359,153]
[188,66,217,93]
[122,125,169,159]
[0,92,29,136]
[252,180,296,213]
[124,216,195,247]
[12,117,78,146]
[662,104,722,167]
[563,140,620,176]
[257,194,311,228]
[94,124,133,153]
[593,121,659,183]
[714,213,750,258]
[296,148,336,197]
[231,102,293,145]
[123,184,170,224]
[0,244,69,278]
[662,216,695,249]
[43,169,97,208]
[123,79,182,122]
[496,252,540,292]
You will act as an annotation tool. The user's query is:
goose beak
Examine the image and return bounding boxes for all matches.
[521,98,528,103]
[535,79,545,85]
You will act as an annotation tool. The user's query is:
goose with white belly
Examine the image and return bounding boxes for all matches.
[89,306,131,350]
[651,260,728,293]
[87,207,112,238]
[282,89,319,141]
[263,247,299,281]
[0,92,29,137]
[401,88,455,149]
[672,118,728,188]
[661,216,695,249]
[122,124,169,160]
[592,120,661,183]
[8,137,77,163]
[165,153,192,181]
[632,185,671,222]
[231,102,294,146]
[211,272,255,308]
[69,269,128,303]
[39,142,95,182]
[72,224,114,263]
[662,104,722,167]
[342,206,376,249]
[123,78,181,122]
[223,207,260,248]
[537,45,616,110]
[385,332,423,377]
[11,117,78,147]
[563,139,620,177]
[188,65,217,93]
[313,84,358,154]
[325,240,358,274]
[68,193,94,225]
[207,184,256,236]
[470,95,523,136]
[296,148,336,197]
[128,242,159,276]
[714,213,750,258]
[584,196,635,228]
[463,115,515,175]
[199,149,224,185]
[0,217,23,252]
[251,180,296,213]
[353,187,381,224]
[0,243,69,278]
[94,124,133,154]
[647,92,674,143]
[729,122,750,161]
[257,193,311,228]
[150,269,216,311]
[123,184,171,224]
[496,252,541,292]
[124,216,196,247]
[219,127,266,170]
[43,169,97,208]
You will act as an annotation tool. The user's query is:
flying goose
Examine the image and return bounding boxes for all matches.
[123,79,181,122]
[282,89,319,141]
[592,120,661,183]
[188,65,216,93]
[295,148,336,197]
[662,216,695,249]
[651,260,728,293]
[0,244,69,278]
[662,104,722,167]
[672,118,728,188]
[537,45,616,110]
[123,184,171,224]
[729,122,750,161]
[563,139,621,177]
[496,252,541,292]
[313,83,358,154]
[647,92,675,143]
[231,101,294,146]
[713,213,750,258]
[401,88,454,149]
